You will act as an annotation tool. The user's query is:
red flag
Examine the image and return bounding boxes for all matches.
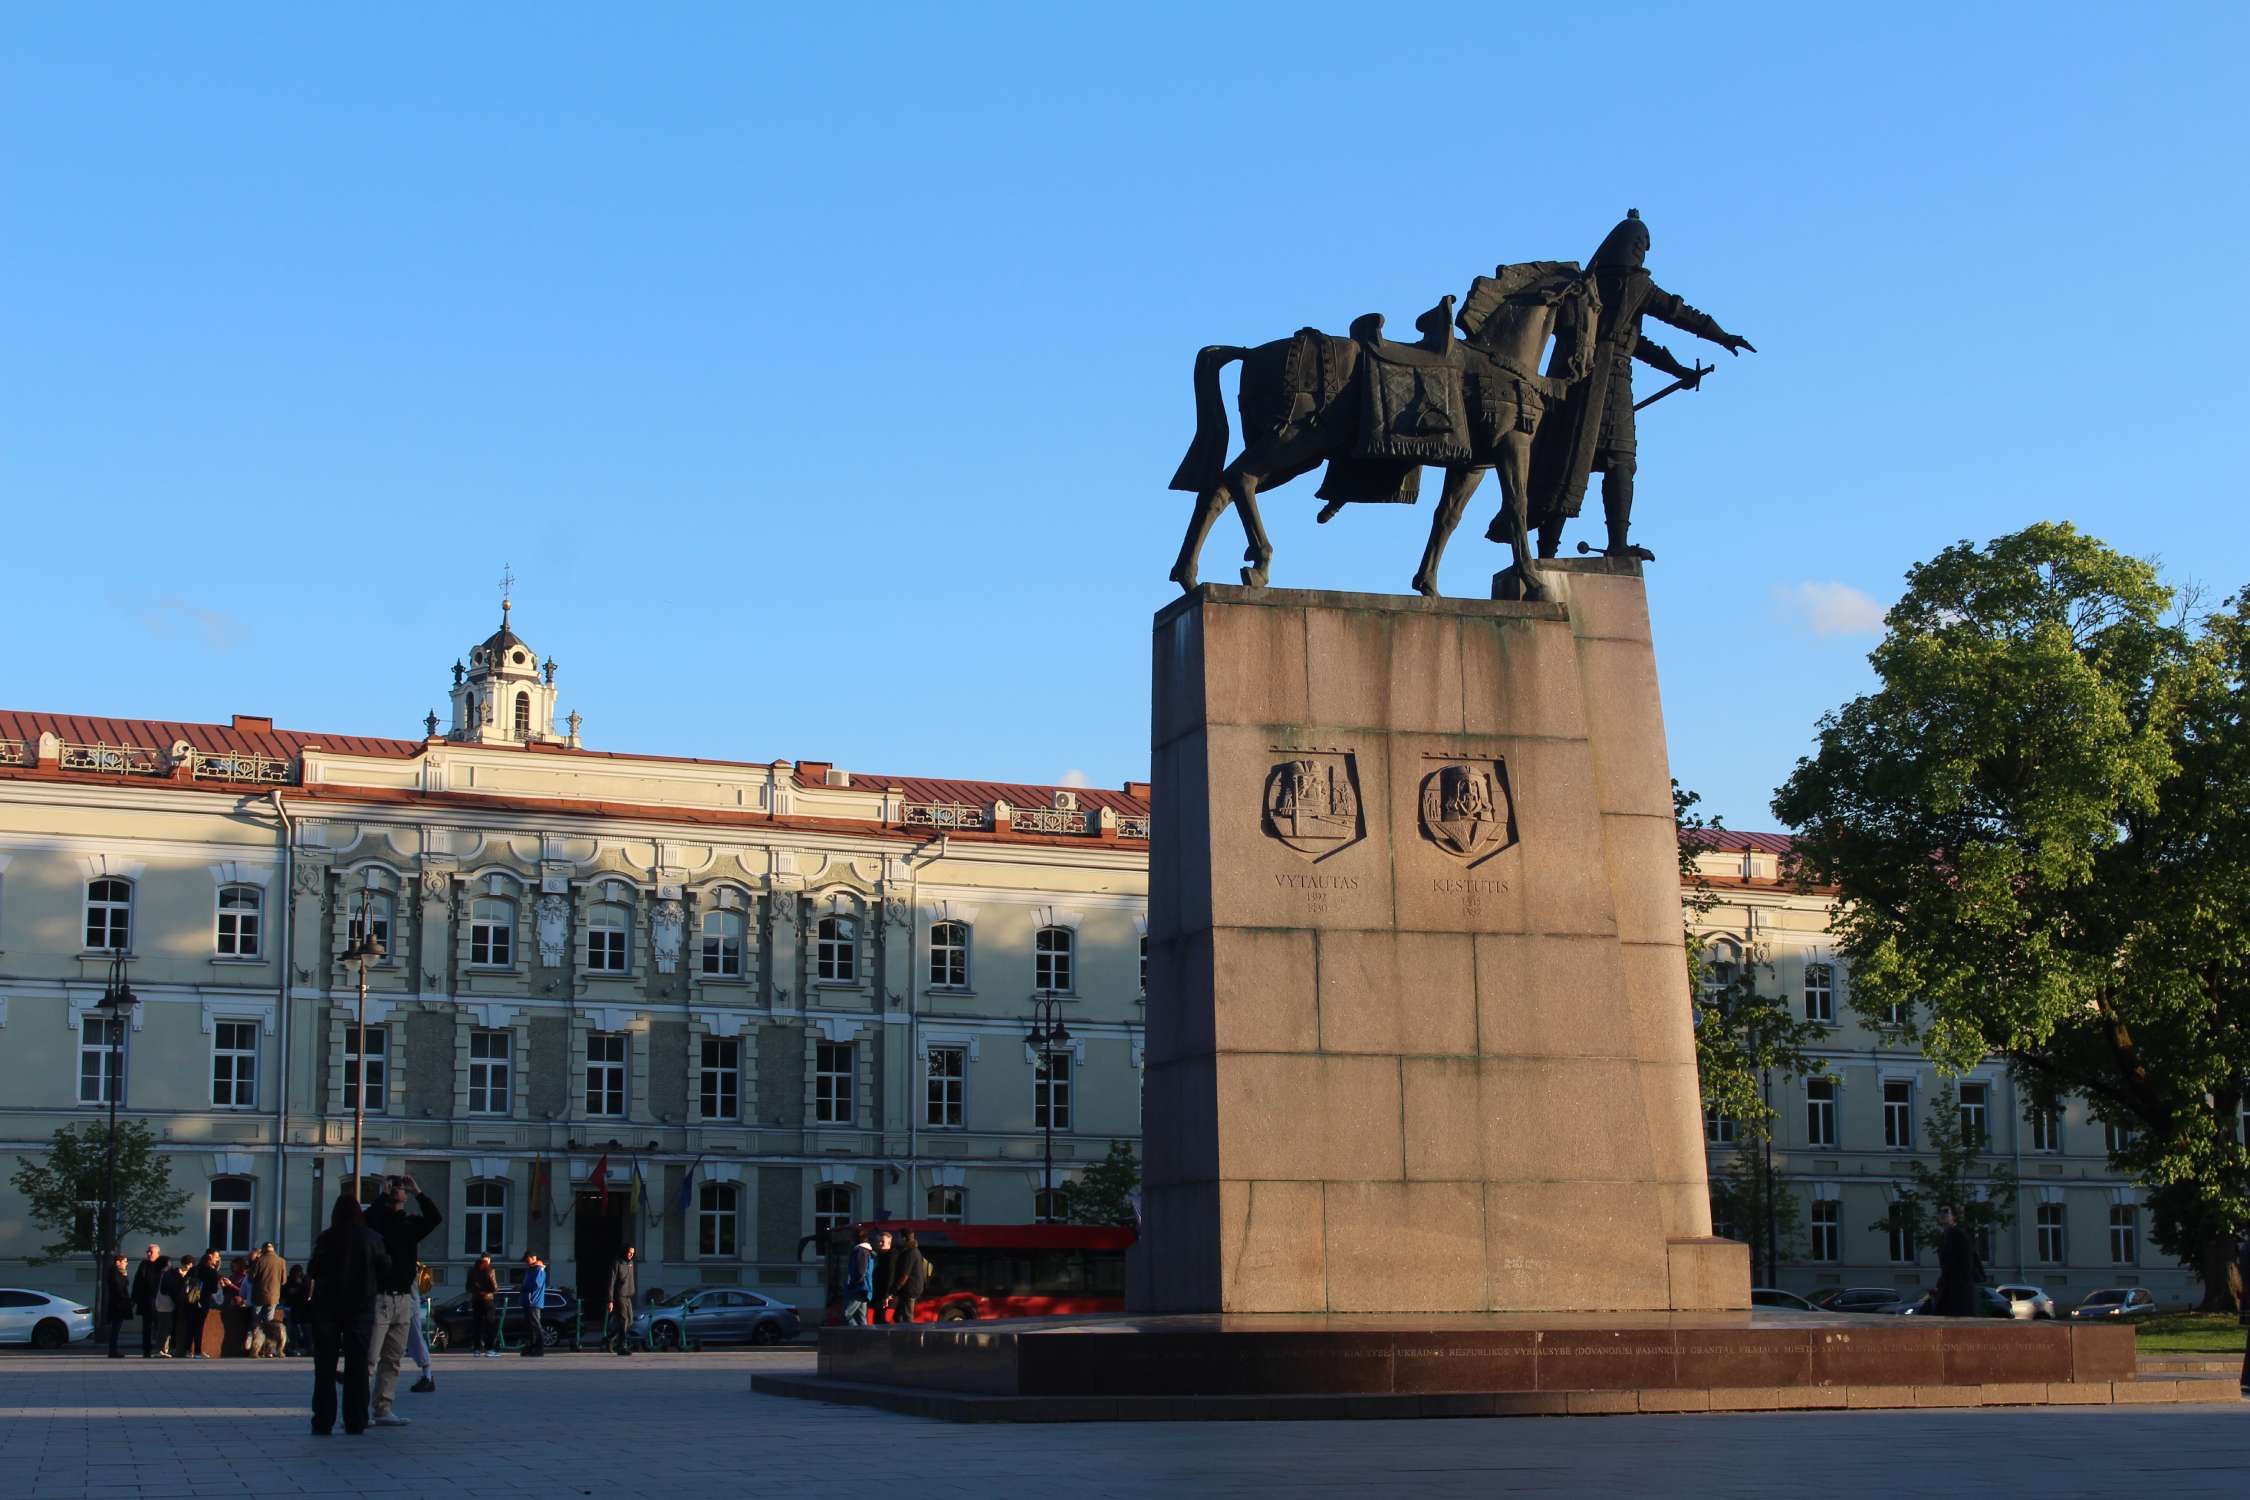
[589,1153,609,1198]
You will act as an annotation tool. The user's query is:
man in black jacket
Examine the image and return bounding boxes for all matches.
[604,1246,638,1356]
[309,1193,391,1436]
[362,1175,439,1428]
[1932,1205,1986,1318]
[102,1253,131,1358]
[130,1244,165,1358]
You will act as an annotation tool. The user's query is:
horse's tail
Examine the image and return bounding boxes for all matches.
[1168,345,1247,494]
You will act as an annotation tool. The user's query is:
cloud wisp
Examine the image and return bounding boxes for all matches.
[137,596,249,652]
[1774,581,1887,638]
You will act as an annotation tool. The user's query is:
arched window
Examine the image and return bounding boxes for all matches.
[698,1181,741,1257]
[512,692,531,740]
[215,884,263,958]
[465,1180,507,1256]
[84,878,132,952]
[813,1182,853,1237]
[470,897,514,967]
[587,903,630,973]
[1033,1187,1066,1225]
[1034,926,1073,994]
[929,921,969,989]
[926,1186,965,1223]
[208,1178,253,1255]
[701,910,744,977]
[816,916,856,984]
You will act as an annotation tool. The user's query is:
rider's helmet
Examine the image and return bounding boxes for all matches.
[1589,209,1649,272]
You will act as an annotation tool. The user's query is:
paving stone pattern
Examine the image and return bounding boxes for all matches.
[2,1349,2248,1498]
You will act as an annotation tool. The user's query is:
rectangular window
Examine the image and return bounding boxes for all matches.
[208,1180,252,1256]
[1806,1078,1837,1148]
[1882,999,1908,1028]
[1035,1050,1073,1131]
[1810,1199,1840,1261]
[2036,1203,2066,1264]
[84,879,132,951]
[1803,962,1834,1023]
[929,923,968,989]
[344,1026,388,1114]
[1034,928,1074,994]
[79,1016,124,1106]
[1703,1106,1736,1145]
[2109,1205,2138,1265]
[465,1181,506,1257]
[470,898,514,967]
[2104,1121,2139,1156]
[1958,1083,1989,1148]
[585,1031,626,1117]
[700,911,744,977]
[348,894,393,956]
[1883,1080,1914,1149]
[468,1029,511,1115]
[926,1186,965,1223]
[1887,1217,1917,1264]
[813,1183,853,1236]
[700,1036,740,1121]
[698,1183,739,1257]
[2029,1107,2061,1153]
[816,919,856,983]
[815,1041,854,1124]
[926,1045,966,1128]
[587,906,629,973]
[215,886,262,958]
[211,1020,257,1109]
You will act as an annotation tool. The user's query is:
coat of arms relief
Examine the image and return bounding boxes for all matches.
[1416,756,1516,865]
[1261,749,1364,860]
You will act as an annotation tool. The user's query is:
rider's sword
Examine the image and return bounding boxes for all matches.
[1633,361,1715,412]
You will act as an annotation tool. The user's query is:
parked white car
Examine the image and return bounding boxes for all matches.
[0,1288,95,1349]
[1992,1283,2058,1320]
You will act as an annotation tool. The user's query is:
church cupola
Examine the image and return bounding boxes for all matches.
[447,574,577,746]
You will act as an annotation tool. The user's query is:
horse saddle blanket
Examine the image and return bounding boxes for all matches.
[1355,342,1473,465]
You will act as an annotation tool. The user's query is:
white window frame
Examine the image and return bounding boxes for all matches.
[1809,1199,1840,1261]
[1882,1079,1914,1149]
[465,1180,506,1257]
[929,921,970,989]
[1958,1083,1990,1148]
[812,1182,853,1237]
[700,1035,741,1121]
[925,1185,965,1223]
[2104,1121,2139,1156]
[349,892,394,960]
[84,877,132,952]
[584,1031,627,1118]
[2109,1204,2138,1265]
[814,1041,854,1124]
[2029,1106,2061,1154]
[1033,926,1074,995]
[1806,1078,1837,1148]
[697,1181,740,1257]
[211,1019,258,1110]
[587,903,630,974]
[215,884,263,959]
[700,910,744,978]
[1803,961,1833,1023]
[1886,1217,1917,1265]
[2036,1203,2067,1264]
[344,1025,388,1114]
[1033,1187,1066,1225]
[816,916,857,984]
[1034,1049,1073,1132]
[208,1178,252,1256]
[79,1015,124,1106]
[926,1044,966,1129]
[1703,1106,1736,1145]
[470,897,515,968]
[468,1028,511,1116]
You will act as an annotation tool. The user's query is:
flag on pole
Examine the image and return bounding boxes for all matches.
[629,1158,646,1224]
[530,1159,549,1220]
[672,1155,701,1218]
[589,1153,610,1199]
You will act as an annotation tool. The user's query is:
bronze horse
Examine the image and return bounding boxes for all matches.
[1167,261,1593,600]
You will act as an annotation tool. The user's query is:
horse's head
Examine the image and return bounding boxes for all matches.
[1458,260,1587,347]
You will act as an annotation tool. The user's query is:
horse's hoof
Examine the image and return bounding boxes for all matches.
[1315,502,1345,525]
[1410,573,1437,598]
[1169,565,1198,593]
[1240,563,1269,589]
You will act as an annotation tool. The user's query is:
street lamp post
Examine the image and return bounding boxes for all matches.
[1025,994,1071,1222]
[341,897,386,1199]
[95,948,138,1309]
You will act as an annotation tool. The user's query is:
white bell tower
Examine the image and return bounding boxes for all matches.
[445,569,574,746]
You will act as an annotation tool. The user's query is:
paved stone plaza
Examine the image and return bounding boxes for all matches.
[0,1349,2245,1497]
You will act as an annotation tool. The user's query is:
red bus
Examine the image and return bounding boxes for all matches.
[815,1221,1135,1324]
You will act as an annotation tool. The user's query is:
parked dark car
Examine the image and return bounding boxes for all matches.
[1898,1285,2013,1318]
[1808,1286,1911,1314]
[428,1283,579,1350]
[1751,1288,1818,1312]
[631,1288,800,1349]
[2068,1287,2159,1320]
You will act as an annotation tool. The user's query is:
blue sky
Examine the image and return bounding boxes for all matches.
[3,5,2244,827]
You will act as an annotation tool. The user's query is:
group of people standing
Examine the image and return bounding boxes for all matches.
[104,1241,300,1358]
[841,1226,928,1325]
[303,1174,442,1435]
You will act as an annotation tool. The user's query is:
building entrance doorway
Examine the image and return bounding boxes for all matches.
[573,1189,627,1340]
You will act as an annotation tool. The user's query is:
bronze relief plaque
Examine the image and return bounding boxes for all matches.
[1262,749,1364,861]
[1417,756,1516,866]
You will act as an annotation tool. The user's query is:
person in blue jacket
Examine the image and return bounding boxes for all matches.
[519,1252,548,1356]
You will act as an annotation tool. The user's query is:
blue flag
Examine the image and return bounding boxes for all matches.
[672,1156,699,1218]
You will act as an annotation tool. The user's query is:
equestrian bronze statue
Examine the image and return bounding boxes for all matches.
[1165,211,1754,599]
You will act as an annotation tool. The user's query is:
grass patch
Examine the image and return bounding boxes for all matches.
[2135,1311,2244,1354]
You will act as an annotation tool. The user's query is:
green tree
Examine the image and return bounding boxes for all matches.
[1775,524,2250,1308]
[1869,1083,2020,1266]
[1063,1140,1141,1227]
[10,1120,191,1264]
[1707,1148,1802,1286]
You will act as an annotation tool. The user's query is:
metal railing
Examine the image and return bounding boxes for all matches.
[58,741,163,776]
[0,739,25,767]
[902,801,988,831]
[191,750,293,785]
[1117,814,1150,840]
[1009,806,1087,835]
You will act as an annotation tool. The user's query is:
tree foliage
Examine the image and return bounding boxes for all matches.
[1774,523,2250,1307]
[1063,1140,1141,1228]
[1869,1083,2020,1256]
[1707,1148,1802,1285]
[10,1120,191,1264]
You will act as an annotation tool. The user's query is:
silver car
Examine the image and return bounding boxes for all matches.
[1992,1283,2057,1320]
[631,1288,801,1349]
[0,1288,94,1349]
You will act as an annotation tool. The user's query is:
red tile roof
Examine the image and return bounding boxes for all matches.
[0,710,423,762]
[812,769,1149,816]
[1680,827,1797,855]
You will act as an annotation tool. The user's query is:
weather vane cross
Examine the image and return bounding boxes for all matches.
[498,562,515,617]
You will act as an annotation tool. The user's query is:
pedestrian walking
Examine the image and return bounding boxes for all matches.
[605,1246,638,1355]
[280,1264,312,1357]
[843,1229,875,1326]
[187,1250,223,1357]
[131,1243,165,1358]
[889,1230,928,1324]
[1931,1205,1985,1318]
[161,1255,192,1357]
[406,1262,436,1391]
[250,1243,286,1357]
[102,1252,130,1357]
[308,1191,390,1437]
[870,1229,895,1324]
[363,1174,440,1427]
[467,1255,499,1357]
[518,1252,548,1356]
